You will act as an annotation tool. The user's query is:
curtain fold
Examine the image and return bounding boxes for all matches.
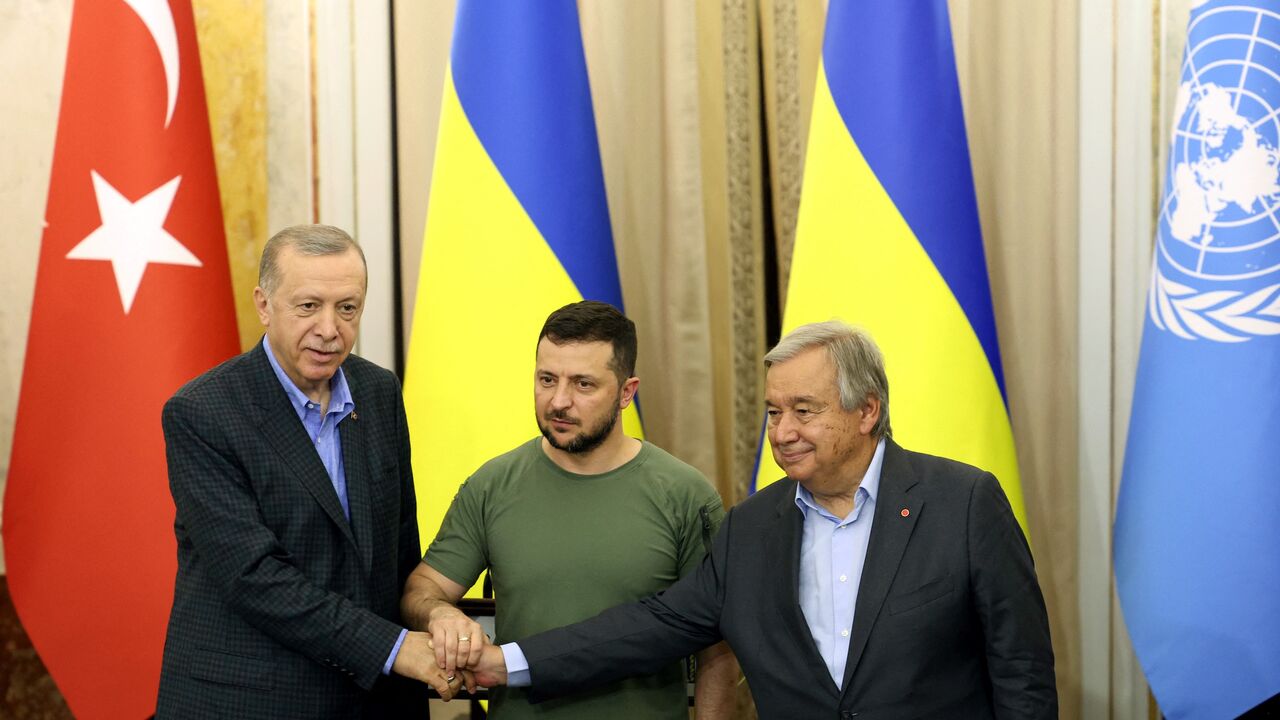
[950,2,1081,715]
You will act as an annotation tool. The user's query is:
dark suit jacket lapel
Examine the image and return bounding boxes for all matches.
[247,344,359,550]
[767,481,843,700]
[341,387,374,577]
[842,439,922,692]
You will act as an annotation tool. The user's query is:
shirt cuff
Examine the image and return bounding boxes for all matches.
[501,642,532,687]
[382,628,409,675]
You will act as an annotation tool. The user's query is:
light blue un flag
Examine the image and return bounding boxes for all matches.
[1115,2,1280,717]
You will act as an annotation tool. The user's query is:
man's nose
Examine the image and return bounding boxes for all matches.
[771,412,799,442]
[549,381,573,409]
[314,307,339,338]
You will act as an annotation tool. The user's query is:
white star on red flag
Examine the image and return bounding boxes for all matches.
[66,171,201,313]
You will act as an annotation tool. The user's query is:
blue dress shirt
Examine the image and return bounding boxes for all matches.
[263,338,406,675]
[263,337,354,518]
[795,437,885,689]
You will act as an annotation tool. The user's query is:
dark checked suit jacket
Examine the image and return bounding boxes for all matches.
[518,439,1057,719]
[156,341,427,719]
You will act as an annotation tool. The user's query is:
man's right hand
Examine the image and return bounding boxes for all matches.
[466,643,509,689]
[392,631,465,701]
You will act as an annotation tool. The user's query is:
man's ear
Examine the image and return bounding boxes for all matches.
[253,287,271,326]
[858,394,881,436]
[619,376,640,408]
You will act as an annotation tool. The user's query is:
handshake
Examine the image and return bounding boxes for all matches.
[391,606,510,702]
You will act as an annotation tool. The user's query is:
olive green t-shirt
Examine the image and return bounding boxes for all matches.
[425,438,725,719]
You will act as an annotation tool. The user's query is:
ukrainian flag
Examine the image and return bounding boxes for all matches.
[404,0,641,564]
[754,0,1026,531]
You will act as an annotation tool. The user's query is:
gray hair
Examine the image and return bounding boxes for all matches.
[763,320,892,438]
[258,224,367,296]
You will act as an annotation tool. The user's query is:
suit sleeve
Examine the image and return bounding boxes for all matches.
[968,472,1058,719]
[518,502,734,701]
[163,393,401,690]
[393,389,421,590]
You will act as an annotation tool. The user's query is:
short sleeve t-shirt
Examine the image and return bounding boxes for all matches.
[425,438,724,719]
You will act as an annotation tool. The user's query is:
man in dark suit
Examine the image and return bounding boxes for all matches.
[157,225,459,718]
[464,321,1056,718]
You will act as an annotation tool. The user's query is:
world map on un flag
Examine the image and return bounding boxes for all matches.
[1152,3,1280,342]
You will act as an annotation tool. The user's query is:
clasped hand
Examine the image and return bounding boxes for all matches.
[423,605,508,695]
[393,608,510,700]
[408,635,507,700]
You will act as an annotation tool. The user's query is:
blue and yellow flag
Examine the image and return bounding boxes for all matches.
[404,0,641,569]
[1115,3,1280,716]
[753,0,1025,530]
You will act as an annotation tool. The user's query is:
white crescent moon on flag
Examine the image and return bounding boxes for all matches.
[121,0,180,127]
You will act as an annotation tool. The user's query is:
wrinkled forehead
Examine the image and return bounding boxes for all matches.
[765,353,838,403]
[276,249,367,291]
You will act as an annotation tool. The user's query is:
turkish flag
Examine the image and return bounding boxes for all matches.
[2,0,240,717]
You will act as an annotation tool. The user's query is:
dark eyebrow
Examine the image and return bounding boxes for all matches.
[533,371,601,384]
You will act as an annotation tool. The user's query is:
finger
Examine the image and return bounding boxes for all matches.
[430,672,453,701]
[434,641,447,671]
[452,635,468,674]
[458,632,475,669]
[451,672,467,697]
[432,627,448,671]
[462,668,477,695]
[441,672,465,702]
[443,631,459,674]
[465,631,483,668]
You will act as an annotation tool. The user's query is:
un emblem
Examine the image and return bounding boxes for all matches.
[1152,3,1280,341]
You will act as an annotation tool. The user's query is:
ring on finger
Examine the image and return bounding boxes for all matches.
[458,635,471,643]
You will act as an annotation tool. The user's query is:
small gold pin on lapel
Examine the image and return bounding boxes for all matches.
[350,411,359,421]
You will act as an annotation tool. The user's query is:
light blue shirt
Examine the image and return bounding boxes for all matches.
[263,337,406,675]
[263,336,354,518]
[795,437,885,689]
[502,439,889,690]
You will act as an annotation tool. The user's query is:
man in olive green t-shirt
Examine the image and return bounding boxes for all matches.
[401,301,737,719]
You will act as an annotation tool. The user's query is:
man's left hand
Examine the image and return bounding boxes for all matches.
[426,605,487,677]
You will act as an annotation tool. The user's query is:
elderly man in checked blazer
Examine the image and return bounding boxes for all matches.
[156,225,457,718]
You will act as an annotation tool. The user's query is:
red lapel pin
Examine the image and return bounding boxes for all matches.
[900,508,910,517]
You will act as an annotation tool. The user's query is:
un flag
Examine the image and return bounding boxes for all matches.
[1115,2,1280,718]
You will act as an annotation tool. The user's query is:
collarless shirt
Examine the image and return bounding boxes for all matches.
[263,336,355,520]
[795,436,886,689]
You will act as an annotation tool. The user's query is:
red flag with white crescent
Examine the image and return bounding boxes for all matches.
[2,0,239,716]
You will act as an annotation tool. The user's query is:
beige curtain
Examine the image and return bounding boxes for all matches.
[951,3,1081,715]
